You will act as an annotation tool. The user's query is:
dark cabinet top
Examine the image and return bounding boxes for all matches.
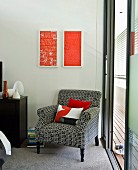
[0,96,27,102]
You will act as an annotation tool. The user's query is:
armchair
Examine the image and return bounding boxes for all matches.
[0,141,5,170]
[35,89,101,162]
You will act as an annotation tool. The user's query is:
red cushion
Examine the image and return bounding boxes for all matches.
[67,98,91,111]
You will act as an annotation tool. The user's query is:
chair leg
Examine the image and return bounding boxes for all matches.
[37,142,40,154]
[95,135,99,146]
[80,148,84,162]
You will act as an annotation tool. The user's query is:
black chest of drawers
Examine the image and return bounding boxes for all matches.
[0,96,27,147]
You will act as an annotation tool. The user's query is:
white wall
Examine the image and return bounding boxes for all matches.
[0,0,103,128]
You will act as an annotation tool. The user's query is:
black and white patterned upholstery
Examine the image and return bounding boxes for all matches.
[0,141,5,170]
[35,89,101,161]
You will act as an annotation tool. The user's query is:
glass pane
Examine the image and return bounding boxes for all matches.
[112,0,127,169]
[128,0,138,169]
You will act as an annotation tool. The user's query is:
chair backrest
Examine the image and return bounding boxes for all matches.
[57,89,101,108]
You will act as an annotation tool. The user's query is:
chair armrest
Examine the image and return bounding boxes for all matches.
[37,105,58,124]
[35,105,58,141]
[76,107,100,131]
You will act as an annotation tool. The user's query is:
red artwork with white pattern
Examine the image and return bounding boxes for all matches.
[40,31,57,66]
[64,31,81,66]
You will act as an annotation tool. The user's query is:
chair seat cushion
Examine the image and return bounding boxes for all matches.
[42,123,81,147]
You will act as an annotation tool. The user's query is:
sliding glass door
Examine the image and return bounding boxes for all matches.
[102,0,127,169]
[127,0,138,169]
[102,0,138,169]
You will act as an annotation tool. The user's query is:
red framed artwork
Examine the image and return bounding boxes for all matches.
[63,31,82,67]
[39,31,57,67]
